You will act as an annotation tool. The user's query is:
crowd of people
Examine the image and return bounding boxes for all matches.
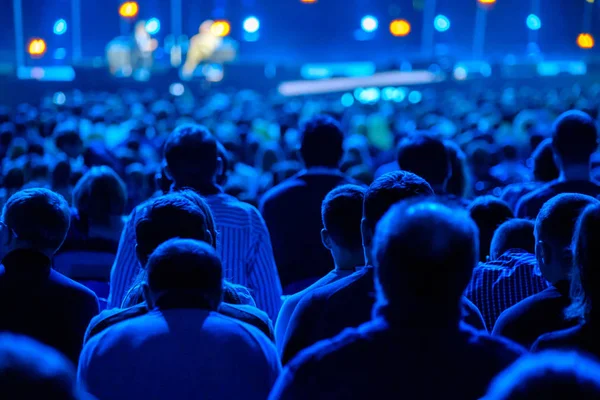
[1,83,600,398]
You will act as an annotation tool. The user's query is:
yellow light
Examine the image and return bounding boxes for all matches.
[119,2,139,18]
[301,0,317,3]
[28,38,47,58]
[390,19,411,37]
[211,20,231,37]
[577,33,595,49]
[478,0,497,3]
[586,0,595,3]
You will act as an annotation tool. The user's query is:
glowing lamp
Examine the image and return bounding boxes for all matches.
[301,0,317,3]
[28,38,47,58]
[577,33,595,49]
[119,2,139,18]
[390,19,411,37]
[211,20,231,37]
[478,0,496,4]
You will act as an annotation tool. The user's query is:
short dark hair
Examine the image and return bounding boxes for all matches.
[468,196,514,261]
[146,238,222,307]
[0,334,81,400]
[163,124,218,185]
[397,135,451,187]
[363,171,434,231]
[322,185,366,249]
[490,219,535,260]
[135,193,212,265]
[445,140,470,198]
[532,138,559,182]
[552,110,598,165]
[373,199,478,309]
[73,166,127,223]
[483,351,600,400]
[2,188,70,252]
[299,115,344,168]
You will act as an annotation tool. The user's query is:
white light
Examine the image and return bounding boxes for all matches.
[169,83,185,96]
[145,18,161,35]
[341,93,355,107]
[408,91,422,104]
[53,19,67,35]
[454,66,468,80]
[361,16,379,33]
[526,14,541,31]
[243,17,260,33]
[53,92,66,105]
[434,15,450,32]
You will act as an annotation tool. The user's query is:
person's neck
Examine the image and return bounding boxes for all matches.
[334,254,365,272]
[87,219,124,242]
[171,180,222,196]
[375,298,462,329]
[559,165,591,182]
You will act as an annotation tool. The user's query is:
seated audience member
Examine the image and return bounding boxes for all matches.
[85,192,274,342]
[109,124,282,320]
[79,239,280,400]
[489,219,536,260]
[533,202,600,355]
[468,196,514,262]
[270,200,525,400]
[0,188,99,364]
[501,138,559,210]
[493,194,598,348]
[55,166,127,282]
[281,171,487,364]
[445,140,471,199]
[483,351,600,400]
[275,185,366,354]
[51,159,73,206]
[0,333,88,400]
[517,111,600,219]
[260,115,359,294]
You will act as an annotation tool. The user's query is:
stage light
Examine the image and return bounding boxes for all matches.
[434,15,450,32]
[53,92,66,106]
[145,18,161,34]
[390,19,411,37]
[453,66,468,80]
[361,16,379,33]
[170,83,185,96]
[408,91,422,104]
[478,0,496,4]
[586,0,594,3]
[301,0,317,3]
[119,2,139,18]
[53,19,67,35]
[243,17,260,33]
[578,33,595,49]
[28,38,47,58]
[211,20,231,37]
[341,93,355,107]
[526,14,541,31]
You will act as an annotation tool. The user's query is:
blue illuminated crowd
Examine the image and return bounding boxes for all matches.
[1,83,600,399]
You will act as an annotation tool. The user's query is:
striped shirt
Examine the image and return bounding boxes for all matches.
[464,249,549,331]
[108,193,282,320]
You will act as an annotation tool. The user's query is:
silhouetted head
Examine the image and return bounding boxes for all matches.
[321,185,366,270]
[468,196,514,262]
[397,135,451,191]
[299,115,344,169]
[445,140,470,198]
[490,219,535,260]
[362,171,434,265]
[1,188,70,258]
[532,138,559,183]
[163,124,222,190]
[73,166,127,225]
[483,351,600,400]
[372,199,478,322]
[552,110,598,170]
[535,193,599,285]
[144,238,223,311]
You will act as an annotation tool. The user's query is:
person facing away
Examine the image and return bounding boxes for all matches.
[85,192,274,342]
[0,188,99,365]
[493,194,599,348]
[281,171,487,364]
[260,115,360,294]
[517,110,600,219]
[0,333,90,400]
[109,124,282,320]
[270,200,525,400]
[468,196,514,262]
[274,184,366,354]
[79,239,280,400]
[533,202,600,356]
[482,351,600,400]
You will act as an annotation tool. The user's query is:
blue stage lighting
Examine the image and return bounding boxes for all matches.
[526,14,541,31]
[434,15,450,32]
[243,17,260,33]
[145,18,161,35]
[53,19,67,35]
[361,16,379,33]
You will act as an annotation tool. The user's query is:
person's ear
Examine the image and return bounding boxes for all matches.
[142,283,154,309]
[536,240,550,266]
[321,229,332,250]
[135,244,149,269]
[361,218,373,248]
[205,229,214,247]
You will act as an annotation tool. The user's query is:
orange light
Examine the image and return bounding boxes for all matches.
[119,2,139,18]
[211,20,231,37]
[577,33,595,49]
[390,19,411,37]
[301,0,317,3]
[478,0,497,3]
[28,38,47,58]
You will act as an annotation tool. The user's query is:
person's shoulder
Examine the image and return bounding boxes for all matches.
[218,302,274,341]
[86,304,148,343]
[48,270,98,301]
[261,175,306,202]
[533,324,583,350]
[308,268,370,302]
[461,322,526,356]
[210,311,278,354]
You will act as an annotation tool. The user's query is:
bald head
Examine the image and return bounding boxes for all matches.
[373,200,479,309]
